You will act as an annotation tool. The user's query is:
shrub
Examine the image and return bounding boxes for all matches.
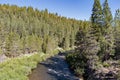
[102,61,110,67]
[66,53,86,77]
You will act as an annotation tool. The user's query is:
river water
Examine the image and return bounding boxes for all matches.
[29,53,79,80]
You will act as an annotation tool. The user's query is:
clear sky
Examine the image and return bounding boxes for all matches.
[0,0,120,20]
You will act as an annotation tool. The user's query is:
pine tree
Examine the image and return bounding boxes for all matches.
[83,1,103,69]
[91,0,103,44]
[103,0,113,24]
[114,9,120,59]
[114,9,120,27]
[5,32,14,57]
[100,0,115,61]
[91,0,103,62]
[91,0,103,26]
[75,24,100,79]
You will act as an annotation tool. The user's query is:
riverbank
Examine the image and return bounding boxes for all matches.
[0,48,60,80]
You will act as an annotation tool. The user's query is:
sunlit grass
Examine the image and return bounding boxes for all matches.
[0,49,59,80]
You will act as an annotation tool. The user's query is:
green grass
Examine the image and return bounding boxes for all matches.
[0,49,59,80]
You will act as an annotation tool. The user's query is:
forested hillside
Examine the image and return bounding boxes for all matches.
[0,4,88,57]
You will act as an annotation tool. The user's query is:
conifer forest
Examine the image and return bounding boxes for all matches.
[0,0,120,80]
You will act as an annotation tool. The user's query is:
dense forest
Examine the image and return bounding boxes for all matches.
[0,0,120,80]
[0,4,86,57]
[67,0,120,80]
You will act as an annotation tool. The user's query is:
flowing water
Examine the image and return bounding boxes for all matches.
[29,53,79,80]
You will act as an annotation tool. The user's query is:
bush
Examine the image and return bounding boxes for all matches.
[66,52,87,77]
[102,61,110,67]
[74,68,85,77]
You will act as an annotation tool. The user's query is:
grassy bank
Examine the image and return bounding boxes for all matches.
[0,49,60,80]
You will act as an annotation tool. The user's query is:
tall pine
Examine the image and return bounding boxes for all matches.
[99,0,115,61]
[103,0,113,24]
[91,0,103,44]
[114,9,120,59]
[91,0,103,25]
[91,0,102,63]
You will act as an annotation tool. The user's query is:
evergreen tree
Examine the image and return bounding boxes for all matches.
[114,9,120,27]
[91,0,103,44]
[74,24,100,79]
[91,0,103,62]
[100,0,115,61]
[103,0,113,24]
[91,0,103,25]
[5,32,14,57]
[114,9,120,59]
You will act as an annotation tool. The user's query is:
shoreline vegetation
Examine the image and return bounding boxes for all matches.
[0,48,61,80]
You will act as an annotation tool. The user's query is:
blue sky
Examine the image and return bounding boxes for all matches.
[0,0,120,20]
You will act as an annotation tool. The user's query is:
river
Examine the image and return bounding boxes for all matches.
[29,53,79,80]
